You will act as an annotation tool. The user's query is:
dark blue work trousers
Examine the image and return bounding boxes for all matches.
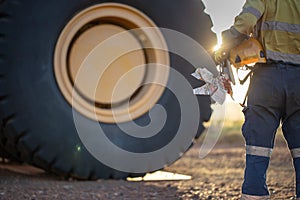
[241,63,300,197]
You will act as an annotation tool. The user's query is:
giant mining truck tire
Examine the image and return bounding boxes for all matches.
[0,0,217,179]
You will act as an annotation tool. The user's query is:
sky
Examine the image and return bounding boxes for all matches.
[202,0,246,43]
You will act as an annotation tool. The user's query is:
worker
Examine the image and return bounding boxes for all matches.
[214,0,300,199]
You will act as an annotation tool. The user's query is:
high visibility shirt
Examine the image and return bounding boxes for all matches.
[225,0,300,64]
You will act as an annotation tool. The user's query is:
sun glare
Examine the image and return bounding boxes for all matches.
[213,43,221,52]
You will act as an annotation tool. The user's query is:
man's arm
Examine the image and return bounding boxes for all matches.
[215,0,266,63]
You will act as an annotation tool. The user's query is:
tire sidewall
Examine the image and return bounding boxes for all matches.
[0,0,215,178]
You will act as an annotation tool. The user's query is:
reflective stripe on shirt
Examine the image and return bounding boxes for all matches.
[241,6,263,20]
[261,21,300,33]
[246,145,272,157]
[266,50,300,64]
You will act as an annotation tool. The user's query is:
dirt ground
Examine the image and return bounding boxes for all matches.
[0,132,297,200]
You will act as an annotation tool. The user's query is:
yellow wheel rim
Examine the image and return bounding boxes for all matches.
[54,3,169,123]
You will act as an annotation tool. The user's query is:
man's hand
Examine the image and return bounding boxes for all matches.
[214,48,229,64]
[222,77,233,97]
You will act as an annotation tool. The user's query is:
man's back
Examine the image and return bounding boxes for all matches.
[258,0,300,64]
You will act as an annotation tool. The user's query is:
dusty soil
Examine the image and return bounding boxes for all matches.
[0,134,297,200]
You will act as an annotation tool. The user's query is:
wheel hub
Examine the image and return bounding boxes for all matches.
[54,3,169,123]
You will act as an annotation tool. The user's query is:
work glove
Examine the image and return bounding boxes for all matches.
[214,48,229,64]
